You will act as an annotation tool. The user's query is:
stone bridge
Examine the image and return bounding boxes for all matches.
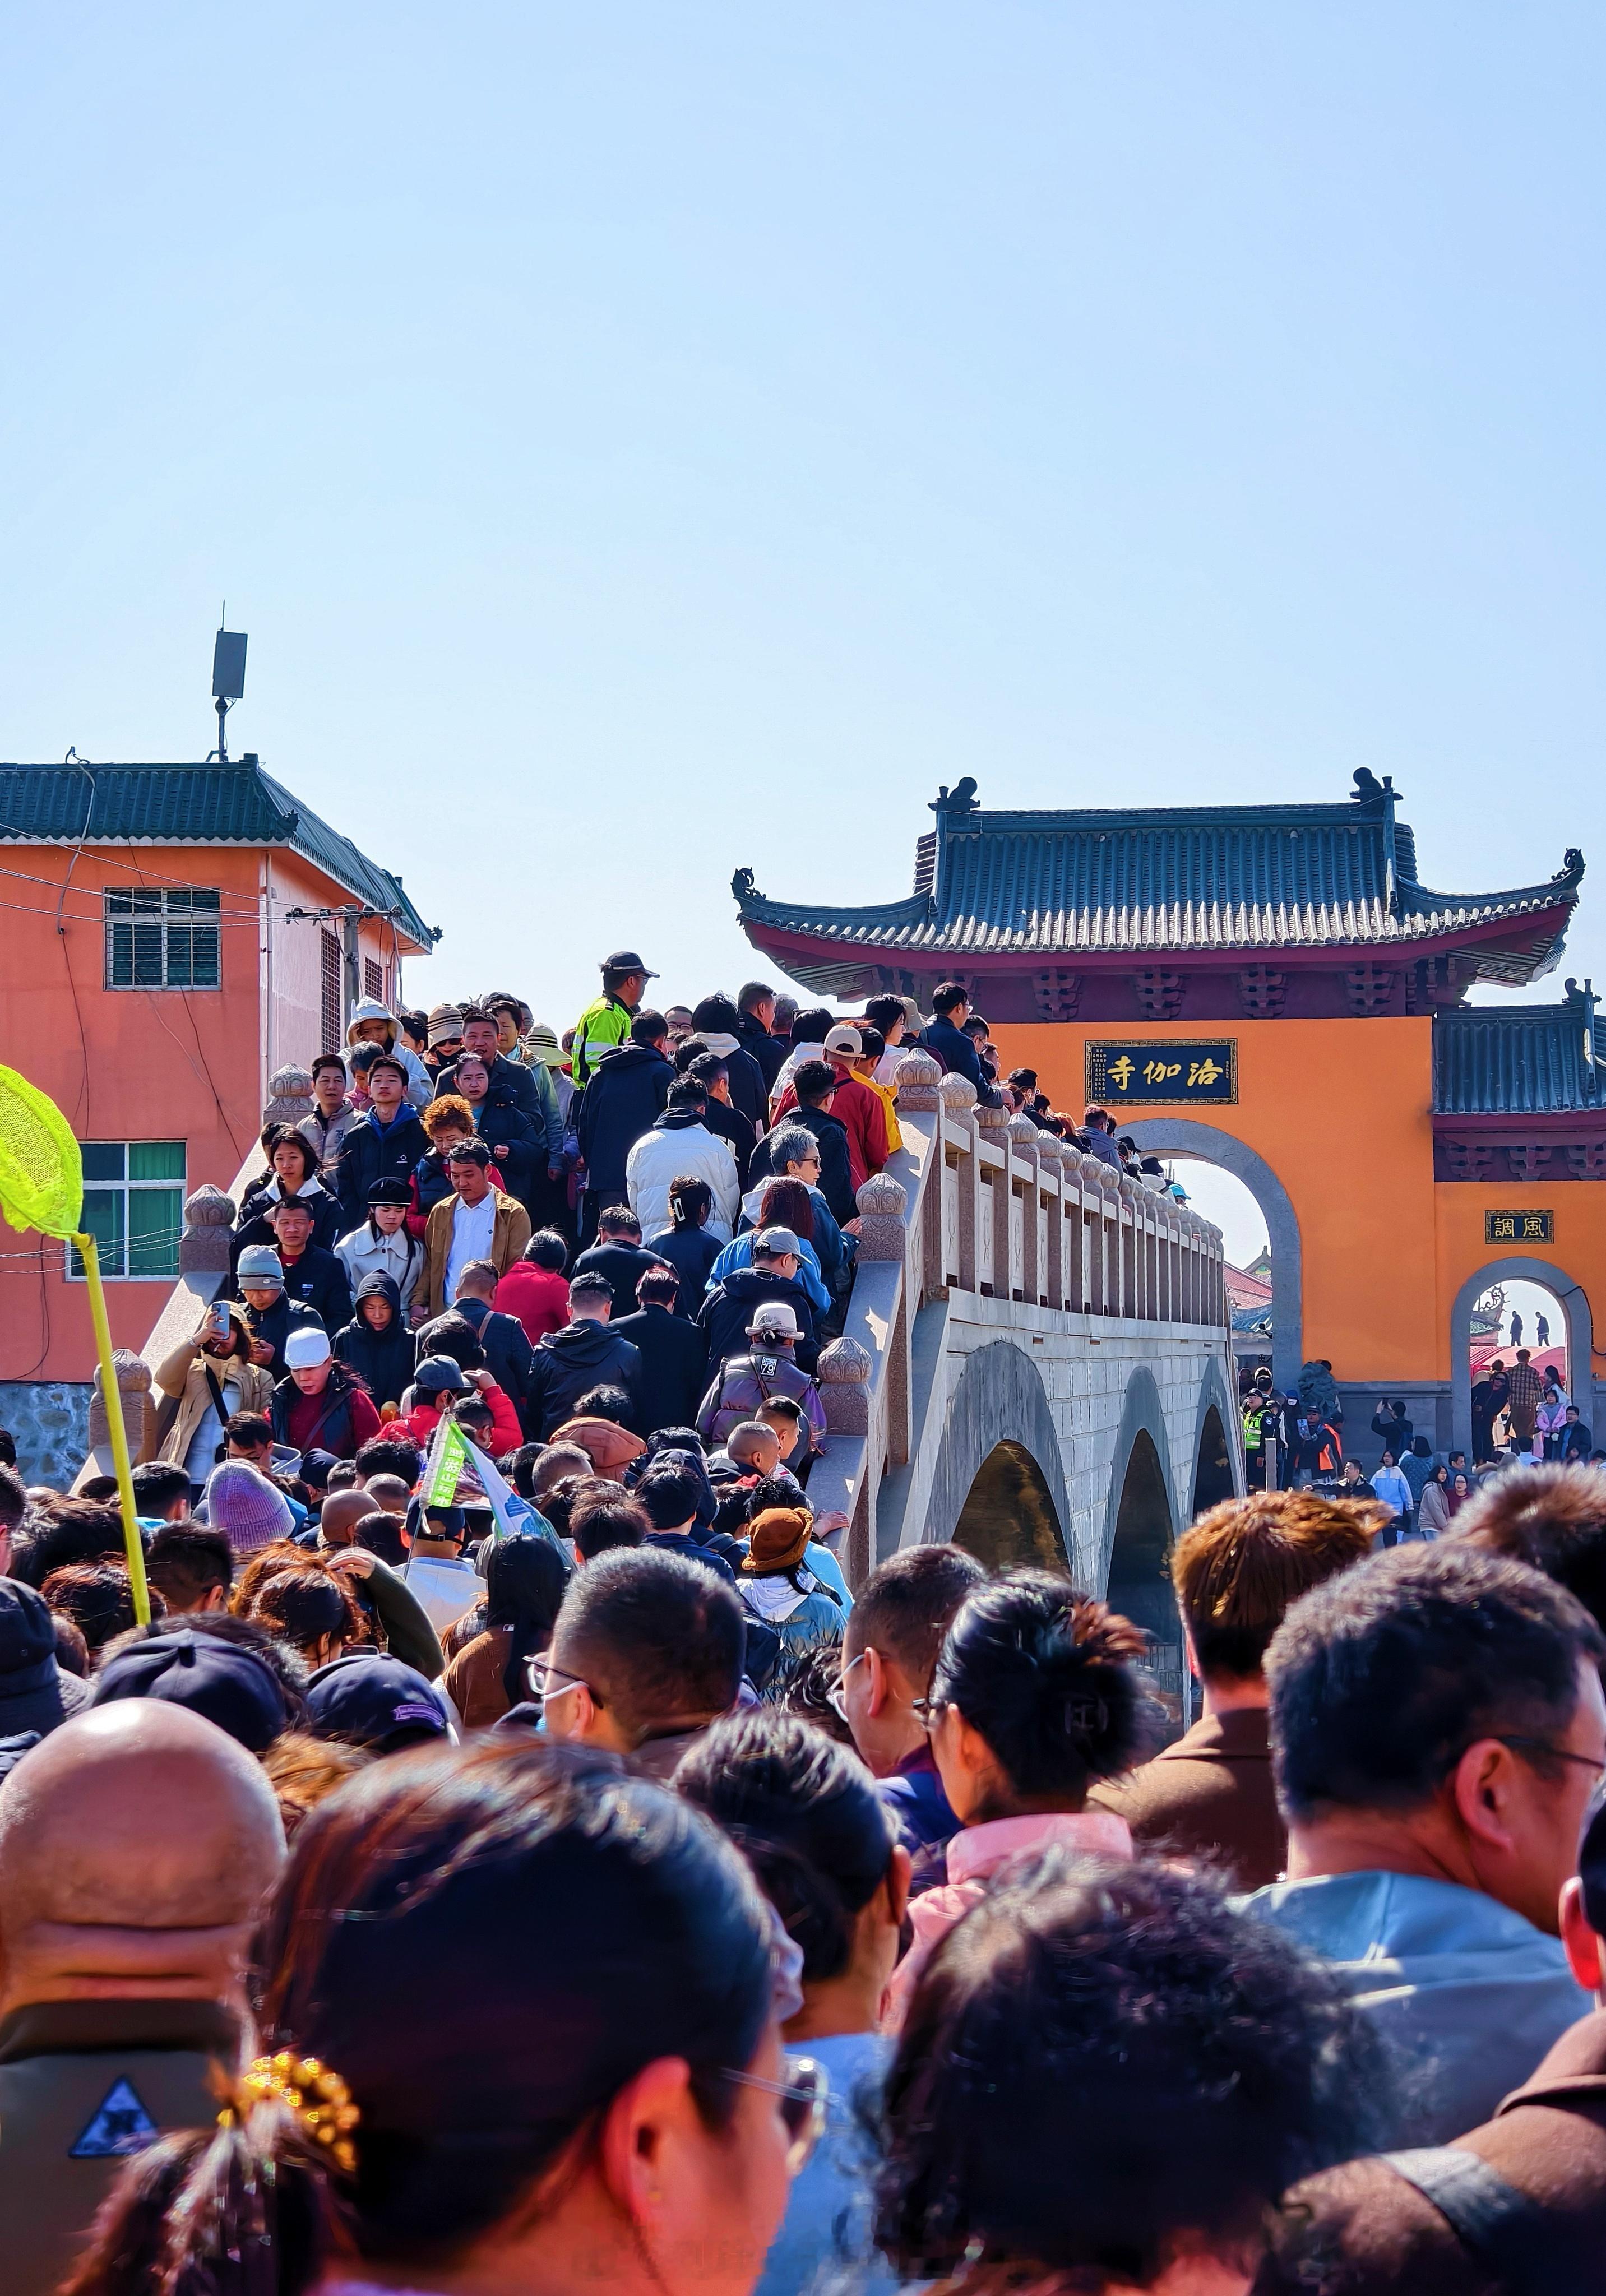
[808,1052,1242,1688]
[84,1052,1241,1687]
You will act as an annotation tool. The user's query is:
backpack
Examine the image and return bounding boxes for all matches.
[702,1350,821,1448]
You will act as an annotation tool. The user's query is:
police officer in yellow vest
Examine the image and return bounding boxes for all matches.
[571,950,657,1087]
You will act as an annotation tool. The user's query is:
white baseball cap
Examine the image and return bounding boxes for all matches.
[284,1326,333,1370]
[823,1024,863,1056]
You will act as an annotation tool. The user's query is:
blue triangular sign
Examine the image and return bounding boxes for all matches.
[68,2078,159,2158]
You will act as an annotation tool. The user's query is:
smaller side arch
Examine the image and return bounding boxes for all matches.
[1099,1364,1181,1599]
[1450,1257,1594,1462]
[1188,1350,1245,1516]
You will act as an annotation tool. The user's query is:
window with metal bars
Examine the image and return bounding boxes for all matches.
[364,957,384,1002]
[321,930,344,1049]
[104,888,221,989]
[67,1142,186,1279]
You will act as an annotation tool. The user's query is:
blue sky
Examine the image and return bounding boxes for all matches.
[2,4,1603,1033]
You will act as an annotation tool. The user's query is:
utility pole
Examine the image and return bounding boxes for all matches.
[284,902,408,1032]
[341,907,362,1025]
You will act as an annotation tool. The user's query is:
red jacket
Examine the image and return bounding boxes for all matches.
[771,1063,888,1193]
[404,1381,523,1457]
[493,1261,571,1345]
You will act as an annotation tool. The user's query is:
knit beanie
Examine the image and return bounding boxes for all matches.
[203,1461,295,1558]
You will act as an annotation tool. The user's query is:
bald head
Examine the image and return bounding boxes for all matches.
[319,1488,378,1544]
[362,1473,412,1515]
[0,1704,284,2015]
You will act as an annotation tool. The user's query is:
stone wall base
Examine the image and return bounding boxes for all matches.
[0,1381,92,1490]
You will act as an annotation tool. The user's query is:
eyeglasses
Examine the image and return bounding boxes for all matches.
[722,2056,828,2175]
[1496,1735,1606,1780]
[909,1696,950,1733]
[525,1657,591,1706]
[826,1647,866,1723]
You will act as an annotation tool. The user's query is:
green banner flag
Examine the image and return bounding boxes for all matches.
[425,1414,472,1508]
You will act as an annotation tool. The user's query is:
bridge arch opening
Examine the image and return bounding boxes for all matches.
[1107,1427,1174,1641]
[1192,1403,1235,1515]
[951,1439,1067,1573]
[1123,1119,1302,1397]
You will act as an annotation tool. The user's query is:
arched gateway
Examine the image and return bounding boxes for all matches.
[737,776,1605,1458]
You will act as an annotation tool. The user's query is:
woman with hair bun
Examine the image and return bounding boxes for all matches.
[883,1567,1147,2030]
[679,1710,910,2296]
[66,1740,813,2296]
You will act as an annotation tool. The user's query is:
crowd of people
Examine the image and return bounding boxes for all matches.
[1240,1354,1603,1542]
[3,1432,1606,2293]
[4,954,1606,2292]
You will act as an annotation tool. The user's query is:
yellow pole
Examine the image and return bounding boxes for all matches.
[73,1230,151,1624]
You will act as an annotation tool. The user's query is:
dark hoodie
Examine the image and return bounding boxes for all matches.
[333,1273,417,1410]
[697,1266,818,1376]
[524,1318,645,1438]
[575,1042,673,1202]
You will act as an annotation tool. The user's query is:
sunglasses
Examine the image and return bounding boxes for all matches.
[722,2056,829,2176]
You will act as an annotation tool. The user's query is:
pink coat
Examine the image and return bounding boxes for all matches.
[882,1808,1133,2033]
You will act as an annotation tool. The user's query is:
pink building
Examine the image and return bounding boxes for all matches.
[0,753,436,1466]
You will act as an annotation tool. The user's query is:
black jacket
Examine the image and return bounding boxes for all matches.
[643,1223,724,1321]
[266,1243,353,1335]
[613,1303,710,1435]
[331,1109,430,1230]
[922,1016,1001,1107]
[231,1178,342,1269]
[437,1050,542,1127]
[575,1043,673,1202]
[573,1238,669,1320]
[239,1294,325,1381]
[698,1267,818,1376]
[525,1320,645,1438]
[427,1295,536,1432]
[735,1009,788,1089]
[466,1091,541,1212]
[701,1095,755,1189]
[751,1105,855,1226]
[715,1043,770,1141]
[332,1273,416,1410]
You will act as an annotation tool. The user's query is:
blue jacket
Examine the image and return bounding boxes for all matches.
[1241,1868,1591,2143]
[921,1016,1000,1107]
[756,2031,894,2296]
[707,1230,831,1318]
[877,1743,960,1859]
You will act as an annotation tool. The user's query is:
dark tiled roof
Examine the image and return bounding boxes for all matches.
[0,761,437,949]
[735,788,1581,974]
[1432,994,1606,1114]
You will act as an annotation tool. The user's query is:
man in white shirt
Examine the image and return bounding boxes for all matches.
[420,1140,532,1320]
[398,1498,488,1637]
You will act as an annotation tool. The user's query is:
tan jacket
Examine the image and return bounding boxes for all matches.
[150,1333,274,1470]
[421,1190,532,1320]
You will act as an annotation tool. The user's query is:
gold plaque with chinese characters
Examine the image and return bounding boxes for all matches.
[1484,1210,1553,1244]
[1085,1040,1238,1107]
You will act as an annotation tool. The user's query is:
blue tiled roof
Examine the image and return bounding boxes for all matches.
[1432,994,1606,1114]
[0,761,437,949]
[735,785,1581,977]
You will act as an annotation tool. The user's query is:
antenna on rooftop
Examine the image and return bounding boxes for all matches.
[210,606,248,763]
